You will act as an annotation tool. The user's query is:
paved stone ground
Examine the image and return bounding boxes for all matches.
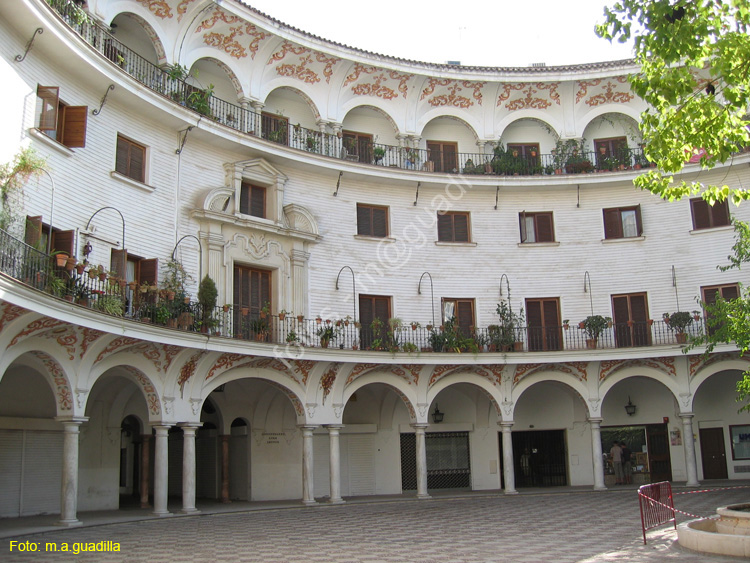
[3,486,748,562]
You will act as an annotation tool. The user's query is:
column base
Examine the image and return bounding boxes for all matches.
[686,480,700,487]
[181,508,201,515]
[302,499,317,506]
[151,510,173,517]
[416,493,432,499]
[55,518,82,527]
[327,498,346,505]
[504,489,519,495]
[221,498,232,504]
[594,485,608,491]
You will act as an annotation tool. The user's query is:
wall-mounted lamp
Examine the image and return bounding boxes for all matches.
[624,396,637,416]
[432,404,444,424]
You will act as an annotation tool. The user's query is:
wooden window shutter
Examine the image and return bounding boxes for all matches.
[60,106,87,148]
[260,269,271,309]
[692,199,710,229]
[453,213,469,242]
[110,249,128,280]
[359,296,374,327]
[233,266,244,307]
[612,295,630,325]
[250,186,265,218]
[630,294,648,322]
[603,209,621,239]
[139,258,158,285]
[37,86,59,131]
[374,296,390,322]
[526,300,543,328]
[711,200,730,226]
[703,287,720,306]
[519,212,528,243]
[721,284,740,301]
[115,137,130,176]
[372,207,387,237]
[635,205,643,236]
[52,230,74,256]
[128,142,145,182]
[456,300,474,333]
[239,183,250,215]
[25,216,42,248]
[537,214,554,242]
[543,299,560,327]
[356,205,370,236]
[437,213,453,242]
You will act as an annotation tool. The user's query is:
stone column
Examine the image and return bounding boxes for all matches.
[589,417,607,491]
[152,425,172,517]
[56,417,86,526]
[680,413,700,487]
[250,100,264,136]
[326,425,345,504]
[140,433,151,508]
[412,424,430,499]
[300,425,317,505]
[499,421,517,495]
[220,435,231,503]
[180,424,201,514]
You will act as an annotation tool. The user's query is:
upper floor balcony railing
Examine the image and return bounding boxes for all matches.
[45,0,656,178]
[1,226,706,354]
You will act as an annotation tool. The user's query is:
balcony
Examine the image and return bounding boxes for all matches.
[1,227,704,354]
[44,0,654,179]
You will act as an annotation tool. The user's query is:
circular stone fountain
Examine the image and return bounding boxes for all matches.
[678,503,750,557]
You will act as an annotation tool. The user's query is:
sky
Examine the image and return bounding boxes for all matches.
[246,0,634,68]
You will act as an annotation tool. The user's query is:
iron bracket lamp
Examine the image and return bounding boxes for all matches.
[624,396,636,416]
[432,404,444,424]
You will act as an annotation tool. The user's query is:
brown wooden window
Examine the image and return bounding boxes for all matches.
[25,216,73,256]
[437,212,470,242]
[603,205,642,239]
[36,85,87,148]
[357,204,388,237]
[595,137,628,158]
[427,141,458,173]
[110,250,157,286]
[702,284,740,336]
[359,294,391,349]
[115,135,146,183]
[342,131,373,163]
[691,198,730,230]
[442,298,475,336]
[519,212,554,243]
[234,265,271,315]
[526,298,561,351]
[239,183,266,218]
[612,293,651,347]
[261,112,289,145]
[506,143,541,172]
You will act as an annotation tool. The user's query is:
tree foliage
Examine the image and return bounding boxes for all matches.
[0,148,46,231]
[596,0,750,204]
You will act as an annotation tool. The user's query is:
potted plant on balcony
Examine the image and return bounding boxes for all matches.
[316,324,338,348]
[197,275,218,334]
[579,315,612,348]
[495,301,525,351]
[373,146,385,164]
[664,311,693,344]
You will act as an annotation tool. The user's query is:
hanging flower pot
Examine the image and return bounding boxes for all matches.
[88,269,97,279]
[166,290,175,300]
[316,317,322,324]
[223,304,230,313]
[241,307,249,316]
[297,315,304,323]
[65,257,76,271]
[55,253,69,268]
[75,263,86,275]
[98,272,107,282]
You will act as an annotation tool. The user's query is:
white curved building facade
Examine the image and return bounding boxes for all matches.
[1,0,748,523]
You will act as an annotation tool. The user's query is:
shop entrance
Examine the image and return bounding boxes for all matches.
[400,431,471,491]
[601,424,672,485]
[509,429,567,487]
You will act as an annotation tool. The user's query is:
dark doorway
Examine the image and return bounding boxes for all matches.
[400,431,471,491]
[699,427,728,479]
[646,424,672,482]
[510,429,567,487]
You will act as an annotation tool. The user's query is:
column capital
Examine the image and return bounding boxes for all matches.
[679,412,695,419]
[587,417,603,425]
[298,424,318,433]
[178,422,203,428]
[410,423,429,430]
[55,416,88,426]
[498,420,514,430]
[324,424,345,430]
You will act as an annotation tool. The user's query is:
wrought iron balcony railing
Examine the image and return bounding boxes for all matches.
[1,227,706,353]
[44,0,656,178]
